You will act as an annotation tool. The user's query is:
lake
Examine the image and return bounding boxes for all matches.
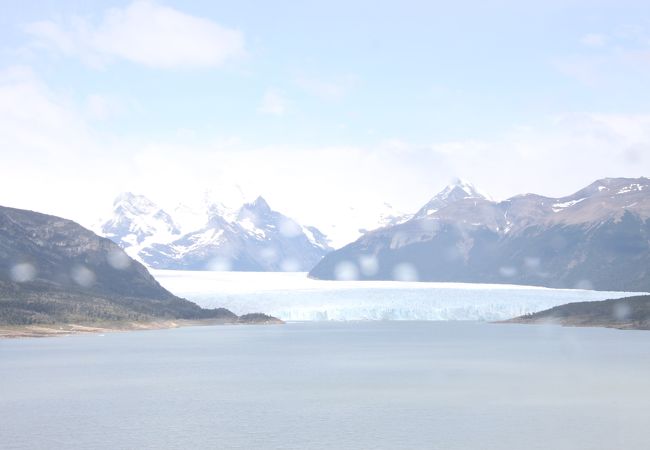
[1,321,649,450]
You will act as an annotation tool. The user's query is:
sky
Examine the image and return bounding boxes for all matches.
[1,0,650,245]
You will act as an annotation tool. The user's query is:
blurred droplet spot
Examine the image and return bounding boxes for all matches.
[279,218,302,238]
[10,262,36,283]
[71,265,96,287]
[613,302,632,320]
[334,261,359,281]
[207,257,232,272]
[259,246,278,263]
[359,254,379,276]
[499,266,517,277]
[280,258,301,272]
[574,279,594,290]
[107,249,131,270]
[393,262,419,282]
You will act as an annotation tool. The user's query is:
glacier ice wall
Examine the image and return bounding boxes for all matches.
[153,270,642,321]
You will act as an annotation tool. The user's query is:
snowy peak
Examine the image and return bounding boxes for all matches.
[236,196,273,227]
[143,195,332,271]
[113,192,161,216]
[414,179,488,218]
[437,179,487,202]
[249,196,271,212]
[235,197,322,244]
[101,193,180,252]
[99,192,333,271]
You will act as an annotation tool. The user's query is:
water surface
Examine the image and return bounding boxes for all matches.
[2,322,649,449]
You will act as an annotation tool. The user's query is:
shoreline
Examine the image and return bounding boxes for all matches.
[0,317,282,339]
[501,318,649,331]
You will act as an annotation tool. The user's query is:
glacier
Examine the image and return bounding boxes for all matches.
[152,270,644,321]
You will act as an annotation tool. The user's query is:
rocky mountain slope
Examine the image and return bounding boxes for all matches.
[0,205,237,325]
[100,193,332,271]
[309,177,650,292]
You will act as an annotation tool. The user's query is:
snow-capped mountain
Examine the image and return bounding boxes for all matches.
[413,179,489,219]
[100,192,332,271]
[330,182,485,243]
[309,177,650,292]
[100,192,181,258]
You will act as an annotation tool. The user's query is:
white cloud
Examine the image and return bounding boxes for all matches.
[554,57,605,87]
[0,65,91,155]
[1,68,650,247]
[296,75,357,100]
[258,89,287,115]
[24,1,245,69]
[428,113,650,200]
[0,66,130,221]
[85,93,128,120]
[560,26,650,86]
[121,114,650,244]
[580,33,607,47]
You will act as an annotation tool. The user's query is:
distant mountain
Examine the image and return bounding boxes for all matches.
[101,192,181,255]
[100,193,332,271]
[0,205,237,325]
[309,177,650,292]
[412,178,490,219]
[361,202,412,233]
[507,295,650,330]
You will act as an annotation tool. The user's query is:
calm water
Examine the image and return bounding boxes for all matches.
[1,322,649,450]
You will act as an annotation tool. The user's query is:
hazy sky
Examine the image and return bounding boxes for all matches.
[1,0,650,244]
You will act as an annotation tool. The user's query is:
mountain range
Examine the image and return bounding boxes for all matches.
[309,177,650,292]
[100,193,332,271]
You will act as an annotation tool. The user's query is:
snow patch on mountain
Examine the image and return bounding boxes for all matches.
[552,197,586,212]
[99,192,181,260]
[438,178,489,201]
[414,179,490,219]
[99,192,332,271]
[618,183,646,194]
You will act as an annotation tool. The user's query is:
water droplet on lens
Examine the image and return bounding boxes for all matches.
[393,263,418,281]
[10,263,36,283]
[499,266,517,277]
[207,257,232,272]
[280,258,301,272]
[279,218,301,238]
[574,279,594,290]
[334,261,359,281]
[358,254,379,276]
[107,249,131,270]
[71,265,96,287]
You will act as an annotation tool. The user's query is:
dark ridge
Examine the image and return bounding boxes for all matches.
[506,295,650,330]
[237,313,285,324]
